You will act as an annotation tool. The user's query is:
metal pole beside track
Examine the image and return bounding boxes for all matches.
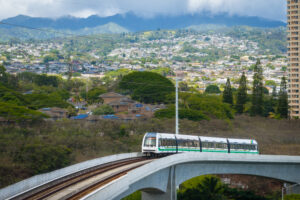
[176,77,179,135]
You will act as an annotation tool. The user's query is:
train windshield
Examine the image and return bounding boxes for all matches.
[144,136,156,147]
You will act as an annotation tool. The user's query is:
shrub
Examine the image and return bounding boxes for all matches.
[14,143,72,174]
[154,106,210,121]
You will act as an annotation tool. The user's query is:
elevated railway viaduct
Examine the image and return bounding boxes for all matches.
[1,153,300,200]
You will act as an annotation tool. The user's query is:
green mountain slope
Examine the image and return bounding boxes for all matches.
[0,22,129,41]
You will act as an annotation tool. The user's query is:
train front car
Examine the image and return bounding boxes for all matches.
[142,132,158,156]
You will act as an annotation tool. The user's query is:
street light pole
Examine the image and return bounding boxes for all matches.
[175,77,179,135]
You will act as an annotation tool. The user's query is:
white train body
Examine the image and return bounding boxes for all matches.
[142,132,258,156]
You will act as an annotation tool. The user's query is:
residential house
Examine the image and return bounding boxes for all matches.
[100,92,126,104]
[39,107,68,120]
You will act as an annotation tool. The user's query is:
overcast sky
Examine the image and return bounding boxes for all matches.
[0,0,287,21]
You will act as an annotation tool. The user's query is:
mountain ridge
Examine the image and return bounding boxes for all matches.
[1,12,286,32]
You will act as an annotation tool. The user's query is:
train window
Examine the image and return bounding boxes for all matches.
[177,139,182,147]
[160,138,176,147]
[191,140,200,147]
[216,143,227,149]
[230,143,256,150]
[176,139,199,148]
[178,139,189,147]
[202,142,215,148]
[144,136,156,147]
[202,142,209,148]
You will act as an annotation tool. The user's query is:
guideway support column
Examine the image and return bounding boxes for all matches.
[142,166,177,200]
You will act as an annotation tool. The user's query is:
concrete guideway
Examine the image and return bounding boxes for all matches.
[0,153,143,200]
[45,159,152,200]
[82,153,300,200]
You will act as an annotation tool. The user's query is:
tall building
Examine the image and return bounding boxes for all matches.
[287,0,300,118]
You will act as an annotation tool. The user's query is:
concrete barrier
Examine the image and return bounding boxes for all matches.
[0,152,142,200]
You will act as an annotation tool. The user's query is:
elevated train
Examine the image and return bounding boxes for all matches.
[142,132,259,157]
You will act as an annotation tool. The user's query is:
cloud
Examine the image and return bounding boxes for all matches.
[187,0,287,21]
[0,0,286,21]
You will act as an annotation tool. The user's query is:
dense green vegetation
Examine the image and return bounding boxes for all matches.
[285,194,300,200]
[15,143,72,174]
[179,175,275,200]
[119,71,174,104]
[205,85,221,94]
[0,102,47,121]
[155,105,210,121]
[0,68,74,121]
[124,175,283,200]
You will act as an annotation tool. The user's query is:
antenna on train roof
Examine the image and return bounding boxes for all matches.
[175,76,179,135]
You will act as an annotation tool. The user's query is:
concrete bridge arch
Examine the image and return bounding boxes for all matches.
[83,153,300,200]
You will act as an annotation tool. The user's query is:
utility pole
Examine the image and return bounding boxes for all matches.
[176,77,179,135]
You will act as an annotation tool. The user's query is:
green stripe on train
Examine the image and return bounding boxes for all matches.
[230,151,259,154]
[158,148,258,154]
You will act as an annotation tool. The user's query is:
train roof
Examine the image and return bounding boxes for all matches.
[200,136,227,143]
[228,138,258,145]
[146,133,257,145]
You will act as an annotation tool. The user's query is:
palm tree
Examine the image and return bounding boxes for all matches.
[197,176,226,200]
[177,176,227,200]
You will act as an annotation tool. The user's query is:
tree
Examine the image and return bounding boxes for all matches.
[235,72,248,114]
[43,55,55,63]
[67,106,77,117]
[222,78,233,105]
[269,86,277,114]
[0,65,18,88]
[93,105,114,115]
[277,76,288,118]
[0,102,47,122]
[154,105,209,121]
[119,71,174,104]
[265,80,276,87]
[34,74,59,87]
[250,59,264,116]
[179,82,190,92]
[205,85,221,94]
[178,176,226,200]
[86,87,106,104]
[25,93,71,109]
[0,65,8,85]
[197,176,225,200]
